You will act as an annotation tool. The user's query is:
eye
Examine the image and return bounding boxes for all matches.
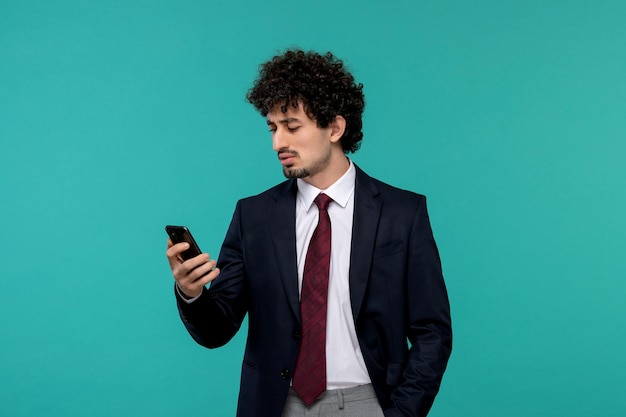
[287,126,300,132]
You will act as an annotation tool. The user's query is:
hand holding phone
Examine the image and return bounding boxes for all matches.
[165,225,219,299]
[165,225,203,261]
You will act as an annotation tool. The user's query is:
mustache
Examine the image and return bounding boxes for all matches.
[277,149,299,158]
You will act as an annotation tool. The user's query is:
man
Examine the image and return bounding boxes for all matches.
[166,49,452,417]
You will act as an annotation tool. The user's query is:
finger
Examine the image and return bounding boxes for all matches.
[183,253,212,272]
[171,253,211,283]
[177,267,220,298]
[166,242,190,266]
[166,242,190,257]
[187,258,217,281]
[192,266,221,287]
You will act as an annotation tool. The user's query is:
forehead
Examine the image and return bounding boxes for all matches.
[266,101,314,124]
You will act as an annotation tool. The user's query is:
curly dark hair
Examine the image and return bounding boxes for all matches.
[246,49,365,154]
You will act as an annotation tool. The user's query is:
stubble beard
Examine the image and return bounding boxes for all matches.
[283,167,310,179]
[280,148,331,180]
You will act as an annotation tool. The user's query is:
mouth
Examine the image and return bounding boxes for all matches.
[278,150,298,166]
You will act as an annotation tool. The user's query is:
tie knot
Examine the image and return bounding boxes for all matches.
[314,193,333,211]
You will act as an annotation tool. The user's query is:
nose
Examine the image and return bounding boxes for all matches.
[272,129,288,152]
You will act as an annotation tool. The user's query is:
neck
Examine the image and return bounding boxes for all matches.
[302,153,350,190]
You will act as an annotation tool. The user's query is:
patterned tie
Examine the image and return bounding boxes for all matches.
[292,193,333,406]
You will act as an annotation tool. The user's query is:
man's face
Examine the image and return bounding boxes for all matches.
[266,103,334,180]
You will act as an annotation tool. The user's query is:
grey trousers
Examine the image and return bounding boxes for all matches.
[281,384,385,417]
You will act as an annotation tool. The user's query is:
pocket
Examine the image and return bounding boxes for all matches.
[386,363,404,385]
[373,241,404,260]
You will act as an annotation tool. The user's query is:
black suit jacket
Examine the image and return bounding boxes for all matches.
[177,165,452,417]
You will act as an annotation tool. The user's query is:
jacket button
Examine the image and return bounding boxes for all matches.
[292,329,301,339]
[280,369,291,379]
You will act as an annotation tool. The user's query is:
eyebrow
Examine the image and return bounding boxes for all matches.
[266,117,300,125]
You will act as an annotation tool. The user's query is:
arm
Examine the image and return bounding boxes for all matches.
[386,197,452,417]
[167,202,249,348]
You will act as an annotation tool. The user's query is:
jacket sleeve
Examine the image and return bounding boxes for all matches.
[385,196,453,417]
[176,201,249,349]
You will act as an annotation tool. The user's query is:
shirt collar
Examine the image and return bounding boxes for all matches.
[297,160,356,212]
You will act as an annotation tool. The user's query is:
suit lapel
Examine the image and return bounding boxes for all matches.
[349,166,382,320]
[267,167,381,324]
[269,180,301,322]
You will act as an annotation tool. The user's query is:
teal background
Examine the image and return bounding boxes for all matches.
[2,1,625,416]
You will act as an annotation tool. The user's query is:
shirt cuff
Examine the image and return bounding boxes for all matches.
[176,284,202,303]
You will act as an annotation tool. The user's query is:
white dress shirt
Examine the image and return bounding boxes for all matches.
[295,160,371,389]
[178,161,371,388]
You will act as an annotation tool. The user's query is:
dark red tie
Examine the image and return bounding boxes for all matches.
[292,193,333,406]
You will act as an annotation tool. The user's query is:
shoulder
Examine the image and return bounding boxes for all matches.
[355,164,426,205]
[236,179,297,208]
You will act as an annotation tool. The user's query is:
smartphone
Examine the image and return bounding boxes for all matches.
[165,225,203,261]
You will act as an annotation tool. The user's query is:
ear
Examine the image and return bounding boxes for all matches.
[329,115,346,144]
